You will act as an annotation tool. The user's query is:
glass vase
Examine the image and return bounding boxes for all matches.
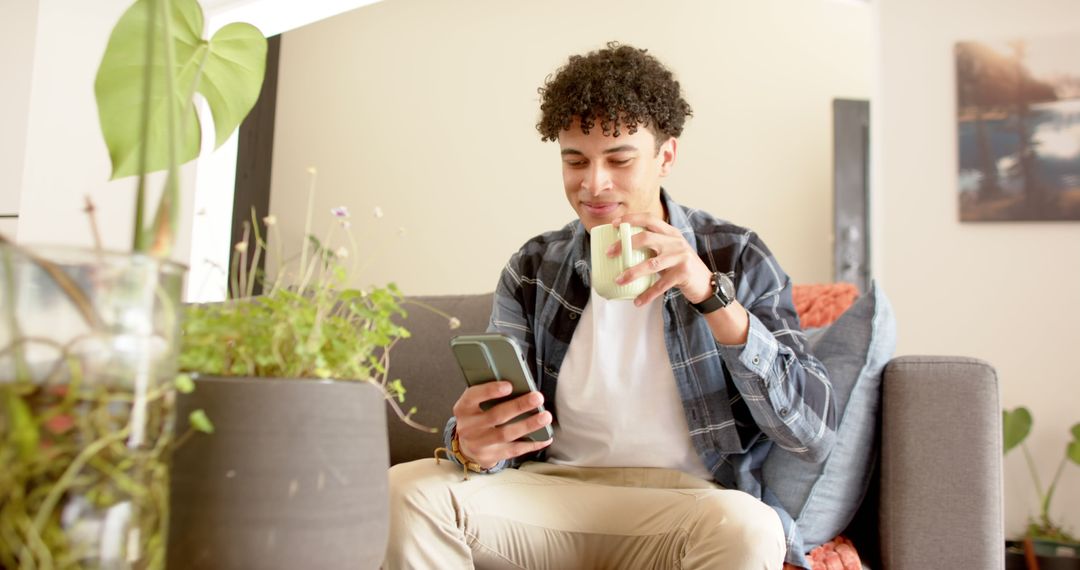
[0,244,185,569]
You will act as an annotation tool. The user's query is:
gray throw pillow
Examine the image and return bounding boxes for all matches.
[761,281,896,548]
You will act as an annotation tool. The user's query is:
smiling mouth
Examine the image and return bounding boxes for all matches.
[582,202,619,215]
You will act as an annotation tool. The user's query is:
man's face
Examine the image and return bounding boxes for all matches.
[558,118,676,231]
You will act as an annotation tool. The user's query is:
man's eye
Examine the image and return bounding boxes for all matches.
[610,158,633,166]
[565,160,587,168]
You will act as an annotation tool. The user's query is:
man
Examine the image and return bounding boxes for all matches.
[386,42,836,570]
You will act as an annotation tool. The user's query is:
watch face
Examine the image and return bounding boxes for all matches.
[717,273,735,302]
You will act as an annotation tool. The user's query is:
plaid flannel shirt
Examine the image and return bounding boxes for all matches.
[444,190,837,566]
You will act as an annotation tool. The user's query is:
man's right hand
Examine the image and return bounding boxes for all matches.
[452,381,554,470]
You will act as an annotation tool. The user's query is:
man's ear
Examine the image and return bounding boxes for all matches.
[658,137,677,177]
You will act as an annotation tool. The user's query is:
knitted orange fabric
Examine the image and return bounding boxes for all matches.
[783,536,863,570]
[791,283,860,329]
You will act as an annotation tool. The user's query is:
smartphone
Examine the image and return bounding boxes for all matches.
[449,333,553,442]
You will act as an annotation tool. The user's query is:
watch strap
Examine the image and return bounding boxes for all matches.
[690,272,733,314]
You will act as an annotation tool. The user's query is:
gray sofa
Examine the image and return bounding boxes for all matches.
[387,294,1004,569]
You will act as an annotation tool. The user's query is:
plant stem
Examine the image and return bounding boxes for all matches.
[0,245,31,382]
[402,298,457,322]
[170,427,197,453]
[268,219,285,295]
[1021,442,1047,510]
[16,510,49,569]
[0,336,65,361]
[83,196,105,260]
[381,388,435,433]
[230,242,242,301]
[155,278,179,346]
[238,221,250,299]
[297,243,320,298]
[1042,455,1068,525]
[150,0,180,257]
[31,427,132,536]
[246,209,264,298]
[377,337,397,388]
[88,456,148,501]
[132,0,158,252]
[298,169,318,294]
[0,507,24,569]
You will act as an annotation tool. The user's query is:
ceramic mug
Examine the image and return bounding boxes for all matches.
[590,222,657,300]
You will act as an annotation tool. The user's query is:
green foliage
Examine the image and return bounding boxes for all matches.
[94,0,266,255]
[180,281,410,382]
[1027,521,1079,545]
[95,0,266,180]
[188,409,215,434]
[0,381,174,568]
[3,388,38,461]
[1070,423,1080,466]
[1003,406,1033,453]
[179,202,455,432]
[1002,406,1080,543]
[174,373,195,394]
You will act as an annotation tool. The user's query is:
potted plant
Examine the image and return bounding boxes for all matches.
[0,0,266,567]
[1003,406,1080,567]
[167,176,455,569]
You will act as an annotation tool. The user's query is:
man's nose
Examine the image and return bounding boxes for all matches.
[581,165,612,195]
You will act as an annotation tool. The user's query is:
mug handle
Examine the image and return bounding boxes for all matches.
[619,223,633,271]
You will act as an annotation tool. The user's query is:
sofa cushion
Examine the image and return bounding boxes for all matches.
[792,282,860,328]
[385,293,494,466]
[762,281,896,548]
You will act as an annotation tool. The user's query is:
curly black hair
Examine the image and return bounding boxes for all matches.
[537,42,693,147]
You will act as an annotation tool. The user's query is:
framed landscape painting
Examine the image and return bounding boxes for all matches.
[956,35,1080,221]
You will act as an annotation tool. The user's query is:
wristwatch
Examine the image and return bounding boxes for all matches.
[690,271,736,314]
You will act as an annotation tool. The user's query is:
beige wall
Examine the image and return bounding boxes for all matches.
[0,0,40,227]
[270,0,873,296]
[876,0,1080,538]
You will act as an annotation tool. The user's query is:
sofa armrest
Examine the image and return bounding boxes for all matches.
[879,356,1003,570]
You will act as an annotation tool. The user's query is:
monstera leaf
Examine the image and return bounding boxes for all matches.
[1003,406,1032,454]
[1069,423,1080,465]
[95,0,267,179]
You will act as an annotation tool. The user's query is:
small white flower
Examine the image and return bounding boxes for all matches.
[448,317,461,330]
[335,247,349,259]
[234,242,248,253]
[373,206,384,219]
[263,215,277,226]
[331,206,350,218]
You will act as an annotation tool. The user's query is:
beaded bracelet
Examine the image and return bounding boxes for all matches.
[434,433,484,480]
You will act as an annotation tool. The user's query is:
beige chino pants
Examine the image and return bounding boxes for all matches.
[385,458,785,570]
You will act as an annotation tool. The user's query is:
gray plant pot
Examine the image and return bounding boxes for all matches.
[167,376,389,569]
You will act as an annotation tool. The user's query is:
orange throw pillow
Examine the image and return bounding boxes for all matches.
[783,536,862,570]
[791,283,860,329]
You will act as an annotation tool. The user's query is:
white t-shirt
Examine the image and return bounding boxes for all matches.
[546,289,713,480]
